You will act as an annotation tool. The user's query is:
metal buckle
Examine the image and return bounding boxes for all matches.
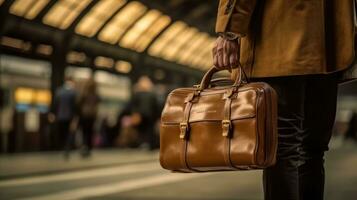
[222,120,231,137]
[179,122,189,139]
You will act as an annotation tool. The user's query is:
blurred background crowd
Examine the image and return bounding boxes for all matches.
[0,66,170,156]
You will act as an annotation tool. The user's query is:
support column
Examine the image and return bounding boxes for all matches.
[50,51,66,96]
[50,34,69,98]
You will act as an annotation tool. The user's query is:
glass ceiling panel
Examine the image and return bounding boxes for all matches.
[43,0,92,30]
[197,41,215,69]
[10,0,35,17]
[160,27,199,61]
[147,21,187,57]
[197,51,213,69]
[7,0,215,70]
[191,38,216,65]
[10,0,49,20]
[115,60,132,73]
[191,39,215,67]
[177,33,209,65]
[133,15,171,52]
[76,0,127,37]
[119,9,161,50]
[98,1,147,44]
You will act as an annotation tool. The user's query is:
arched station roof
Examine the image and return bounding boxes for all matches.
[0,0,219,72]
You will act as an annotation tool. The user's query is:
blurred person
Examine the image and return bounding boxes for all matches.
[49,77,77,158]
[97,116,118,147]
[345,112,357,143]
[77,78,100,157]
[116,113,141,148]
[130,76,159,150]
[213,0,356,200]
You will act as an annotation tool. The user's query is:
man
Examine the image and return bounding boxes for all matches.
[49,77,77,158]
[213,0,356,199]
[130,76,160,150]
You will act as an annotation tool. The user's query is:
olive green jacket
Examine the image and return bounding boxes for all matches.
[216,0,356,78]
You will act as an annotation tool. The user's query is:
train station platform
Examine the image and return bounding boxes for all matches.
[0,140,357,200]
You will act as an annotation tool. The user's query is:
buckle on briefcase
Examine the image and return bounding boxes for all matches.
[222,120,232,137]
[179,122,189,139]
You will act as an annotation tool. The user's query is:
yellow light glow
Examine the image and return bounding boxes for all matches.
[35,90,52,105]
[133,15,171,52]
[95,56,114,68]
[10,0,49,19]
[1,36,23,49]
[43,0,92,30]
[177,33,209,65]
[76,0,127,37]
[148,21,187,56]
[98,1,147,44]
[0,0,4,6]
[161,27,198,61]
[26,0,49,19]
[36,44,53,55]
[119,9,161,50]
[15,87,35,104]
[66,51,86,63]
[191,39,215,67]
[115,61,132,73]
[10,0,35,17]
[196,52,213,69]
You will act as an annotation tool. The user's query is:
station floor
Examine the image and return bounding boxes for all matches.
[0,138,356,200]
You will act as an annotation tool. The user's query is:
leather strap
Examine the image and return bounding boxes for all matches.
[179,91,198,171]
[222,88,236,169]
[179,92,197,139]
[222,99,232,137]
[222,87,237,137]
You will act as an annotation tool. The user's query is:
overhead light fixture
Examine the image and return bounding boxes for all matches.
[1,36,31,51]
[43,0,92,29]
[95,56,114,68]
[66,51,87,63]
[76,0,127,37]
[98,1,147,44]
[10,0,50,20]
[119,9,161,50]
[115,60,132,73]
[36,44,53,56]
[148,21,187,57]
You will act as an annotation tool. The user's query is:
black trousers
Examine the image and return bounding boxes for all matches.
[80,117,95,151]
[57,120,73,152]
[256,74,339,200]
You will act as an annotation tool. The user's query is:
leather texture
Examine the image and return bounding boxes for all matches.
[160,67,278,172]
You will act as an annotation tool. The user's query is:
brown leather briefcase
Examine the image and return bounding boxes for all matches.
[160,67,278,172]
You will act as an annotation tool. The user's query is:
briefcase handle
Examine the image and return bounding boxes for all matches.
[210,77,234,87]
[199,65,248,90]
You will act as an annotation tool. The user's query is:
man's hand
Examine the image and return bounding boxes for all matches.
[212,36,240,71]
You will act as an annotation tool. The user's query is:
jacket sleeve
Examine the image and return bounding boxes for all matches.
[215,0,257,36]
